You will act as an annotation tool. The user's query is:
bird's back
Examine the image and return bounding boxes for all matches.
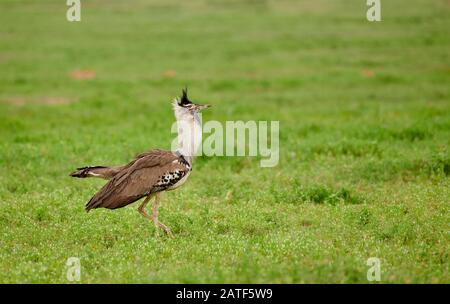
[85,149,191,211]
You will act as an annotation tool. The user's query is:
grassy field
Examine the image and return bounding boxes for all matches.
[0,0,449,283]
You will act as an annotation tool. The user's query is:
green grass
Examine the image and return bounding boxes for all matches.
[0,0,449,283]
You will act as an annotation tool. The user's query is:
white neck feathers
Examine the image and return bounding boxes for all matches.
[173,103,202,164]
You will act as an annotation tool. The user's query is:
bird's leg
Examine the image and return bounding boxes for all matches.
[137,194,154,220]
[152,192,173,237]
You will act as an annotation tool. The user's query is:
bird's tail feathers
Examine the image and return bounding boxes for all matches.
[69,166,115,179]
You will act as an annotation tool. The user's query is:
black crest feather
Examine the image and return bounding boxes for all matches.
[179,87,191,106]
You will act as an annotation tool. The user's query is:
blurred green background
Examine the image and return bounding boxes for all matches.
[0,0,449,283]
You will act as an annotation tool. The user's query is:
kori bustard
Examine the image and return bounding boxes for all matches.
[70,89,210,236]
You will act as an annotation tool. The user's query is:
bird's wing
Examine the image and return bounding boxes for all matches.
[85,149,187,211]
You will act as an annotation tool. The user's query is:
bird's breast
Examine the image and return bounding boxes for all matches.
[153,167,191,192]
[167,170,191,190]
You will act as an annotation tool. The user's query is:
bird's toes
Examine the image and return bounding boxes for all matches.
[163,227,174,237]
[161,225,174,237]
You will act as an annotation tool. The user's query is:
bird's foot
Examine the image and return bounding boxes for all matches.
[159,223,174,238]
[153,220,174,238]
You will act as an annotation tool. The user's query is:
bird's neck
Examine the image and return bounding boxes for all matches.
[176,112,202,165]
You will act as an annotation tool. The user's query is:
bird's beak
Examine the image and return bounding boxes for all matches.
[195,104,211,111]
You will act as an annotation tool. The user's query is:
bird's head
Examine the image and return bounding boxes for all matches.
[173,88,210,120]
